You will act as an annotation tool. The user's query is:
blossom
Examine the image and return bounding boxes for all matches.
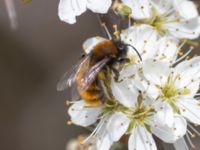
[111,64,187,146]
[68,100,130,150]
[121,0,200,39]
[141,57,200,123]
[135,56,200,148]
[58,0,112,24]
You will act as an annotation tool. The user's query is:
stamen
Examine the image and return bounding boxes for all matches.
[188,123,200,137]
[82,121,103,144]
[178,41,187,51]
[101,22,112,40]
[82,115,108,144]
[195,93,200,97]
[187,129,196,138]
[173,46,194,64]
[113,24,120,39]
[186,133,196,149]
[66,120,72,125]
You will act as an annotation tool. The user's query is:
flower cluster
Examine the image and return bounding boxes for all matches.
[58,0,200,150]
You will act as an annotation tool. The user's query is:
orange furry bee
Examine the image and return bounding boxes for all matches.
[57,36,141,106]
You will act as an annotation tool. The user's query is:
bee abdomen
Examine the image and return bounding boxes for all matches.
[80,84,103,106]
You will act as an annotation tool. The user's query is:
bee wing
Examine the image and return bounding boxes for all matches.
[79,57,110,92]
[57,55,91,91]
[70,83,81,101]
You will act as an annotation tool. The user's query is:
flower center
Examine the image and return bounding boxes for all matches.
[126,106,153,133]
[102,100,153,124]
[132,107,152,124]
[151,15,165,32]
[162,81,178,99]
[158,75,191,112]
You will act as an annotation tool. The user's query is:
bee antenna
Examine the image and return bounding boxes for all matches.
[125,44,142,61]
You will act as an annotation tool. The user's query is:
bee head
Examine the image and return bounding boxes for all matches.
[113,40,127,52]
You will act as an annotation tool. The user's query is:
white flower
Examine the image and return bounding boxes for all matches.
[58,0,112,24]
[134,56,200,148]
[121,0,200,39]
[121,25,179,63]
[68,100,130,150]
[111,65,187,145]
[152,115,187,143]
[141,57,200,125]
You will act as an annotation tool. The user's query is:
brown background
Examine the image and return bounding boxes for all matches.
[0,1,199,150]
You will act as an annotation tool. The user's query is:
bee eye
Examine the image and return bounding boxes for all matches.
[118,45,125,51]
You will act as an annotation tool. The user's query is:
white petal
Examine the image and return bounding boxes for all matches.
[175,56,200,96]
[122,0,151,20]
[87,0,112,13]
[134,76,159,100]
[174,138,188,150]
[96,116,114,150]
[118,64,137,80]
[154,102,174,127]
[153,115,187,143]
[106,112,130,142]
[58,0,87,24]
[83,37,108,54]
[68,100,102,127]
[96,134,113,150]
[155,37,179,62]
[177,98,200,125]
[165,17,200,39]
[111,78,139,108]
[174,0,198,19]
[175,56,200,75]
[142,59,170,85]
[129,126,157,150]
[121,25,158,61]
[151,0,173,15]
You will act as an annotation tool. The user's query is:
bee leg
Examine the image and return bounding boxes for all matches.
[110,66,120,82]
[118,57,130,64]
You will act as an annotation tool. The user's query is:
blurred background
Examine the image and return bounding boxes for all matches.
[0,1,200,150]
[0,1,102,150]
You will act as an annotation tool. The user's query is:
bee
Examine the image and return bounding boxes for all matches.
[57,28,142,106]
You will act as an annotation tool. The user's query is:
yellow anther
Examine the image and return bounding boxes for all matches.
[186,56,190,60]
[113,31,120,39]
[67,120,72,126]
[178,51,183,56]
[96,35,100,39]
[65,100,71,106]
[191,134,196,139]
